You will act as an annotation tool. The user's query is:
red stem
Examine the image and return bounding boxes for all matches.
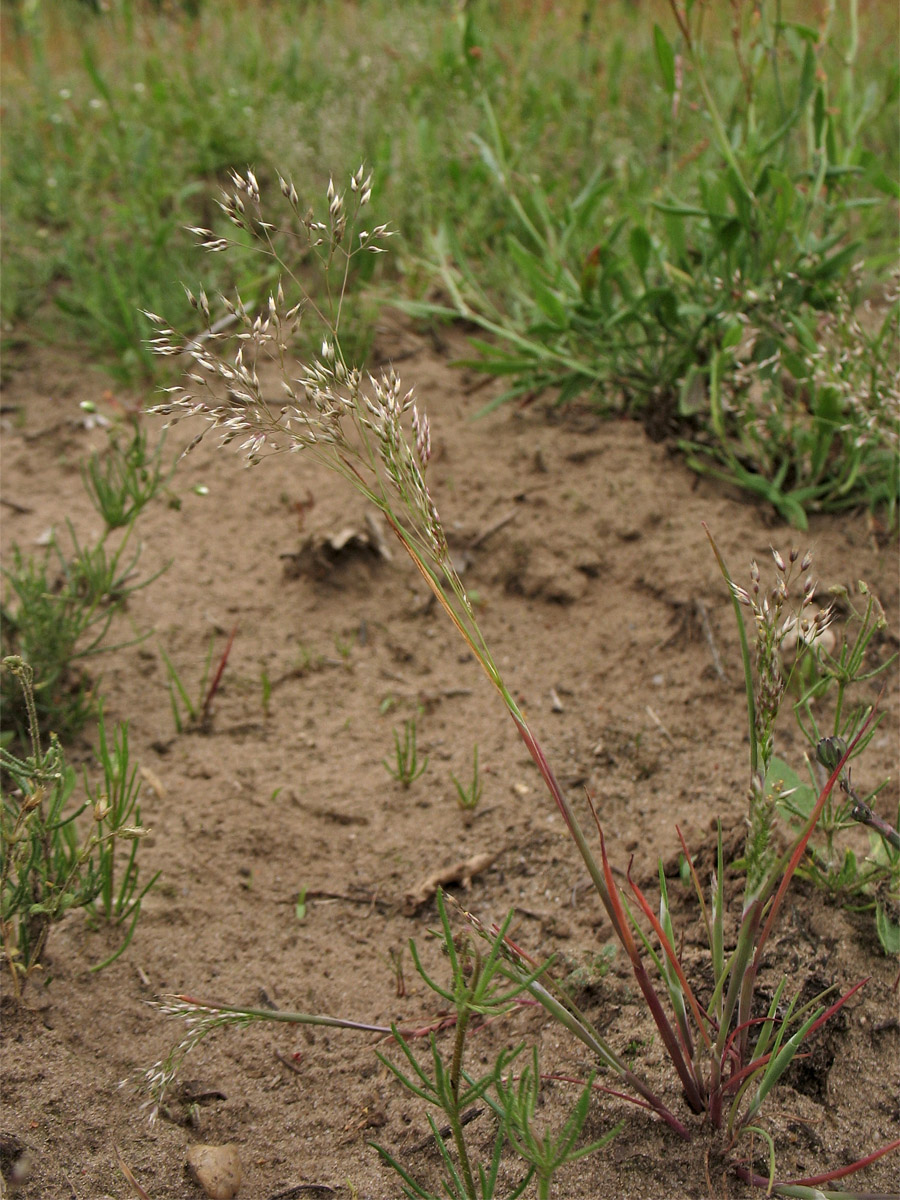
[626,862,715,1055]
[201,624,238,724]
[735,1137,900,1192]
[780,1137,900,1186]
[598,834,706,1115]
[753,704,880,974]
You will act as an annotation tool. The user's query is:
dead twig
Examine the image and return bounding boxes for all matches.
[645,704,675,746]
[0,496,33,514]
[274,1049,304,1075]
[278,889,391,913]
[114,1145,152,1200]
[265,1185,336,1199]
[403,850,502,915]
[469,507,518,549]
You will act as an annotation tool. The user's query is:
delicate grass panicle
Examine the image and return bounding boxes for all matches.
[733,547,835,771]
[145,169,899,1196]
[726,547,836,893]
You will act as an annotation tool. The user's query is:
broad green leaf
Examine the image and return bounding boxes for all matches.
[721,320,743,351]
[653,24,676,96]
[777,20,819,43]
[876,902,900,956]
[766,756,817,819]
[724,168,751,227]
[797,43,816,109]
[629,225,652,277]
[813,86,826,147]
[506,237,569,327]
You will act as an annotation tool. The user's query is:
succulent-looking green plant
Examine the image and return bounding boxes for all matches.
[451,746,483,811]
[383,717,429,788]
[1,657,155,993]
[0,420,170,744]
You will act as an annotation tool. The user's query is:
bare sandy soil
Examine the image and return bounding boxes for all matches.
[1,325,898,1199]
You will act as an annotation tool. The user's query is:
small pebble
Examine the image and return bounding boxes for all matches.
[186,1143,242,1199]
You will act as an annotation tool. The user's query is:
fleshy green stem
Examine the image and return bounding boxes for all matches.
[448,1008,477,1199]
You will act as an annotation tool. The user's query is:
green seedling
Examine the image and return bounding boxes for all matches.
[1,658,153,993]
[334,631,356,662]
[84,703,160,970]
[383,718,428,788]
[451,746,483,811]
[371,890,573,1200]
[386,945,406,998]
[1,422,169,743]
[159,625,237,733]
[81,421,172,530]
[489,1049,622,1200]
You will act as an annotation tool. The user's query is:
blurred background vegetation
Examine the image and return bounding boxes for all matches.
[2,0,898,523]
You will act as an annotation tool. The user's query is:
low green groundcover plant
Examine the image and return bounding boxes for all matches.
[138,167,899,1196]
[407,1,899,528]
[0,419,170,744]
[1,658,158,991]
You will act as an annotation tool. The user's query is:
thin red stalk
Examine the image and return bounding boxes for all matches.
[779,1137,900,1186]
[597,834,705,1114]
[544,1075,658,1114]
[735,1138,900,1192]
[735,1164,896,1197]
[626,863,714,1055]
[723,1016,773,1067]
[802,978,868,1040]
[201,624,237,724]
[725,981,868,1100]
[753,707,879,973]
[720,1051,775,1095]
[720,1015,781,1094]
[511,713,577,836]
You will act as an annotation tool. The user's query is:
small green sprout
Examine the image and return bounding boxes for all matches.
[451,746,483,811]
[383,718,428,788]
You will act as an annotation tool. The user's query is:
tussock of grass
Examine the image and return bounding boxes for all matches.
[2,0,897,519]
[11,0,890,375]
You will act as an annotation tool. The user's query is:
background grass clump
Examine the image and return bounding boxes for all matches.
[2,0,898,524]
